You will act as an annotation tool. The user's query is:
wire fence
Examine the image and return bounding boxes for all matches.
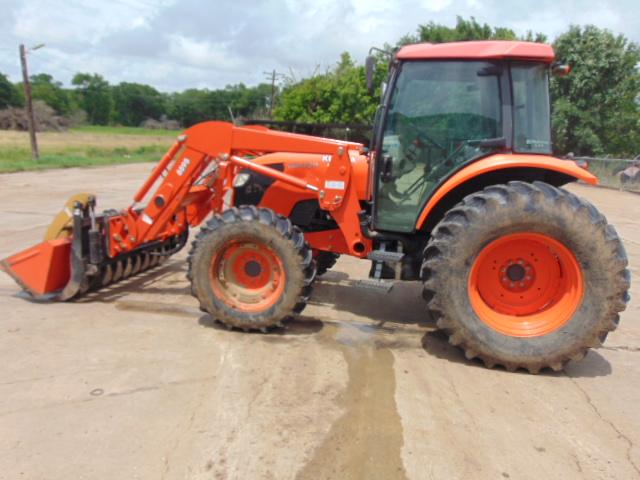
[576,156,640,193]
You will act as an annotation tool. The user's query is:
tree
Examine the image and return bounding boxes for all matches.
[399,16,543,45]
[167,89,212,126]
[218,83,272,119]
[167,83,272,127]
[0,72,23,109]
[551,25,640,156]
[72,73,113,125]
[274,53,383,124]
[112,82,165,126]
[29,73,73,115]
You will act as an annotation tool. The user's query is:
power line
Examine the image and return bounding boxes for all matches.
[263,70,286,118]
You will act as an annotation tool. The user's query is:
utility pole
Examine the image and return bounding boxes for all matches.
[19,44,39,160]
[263,69,285,118]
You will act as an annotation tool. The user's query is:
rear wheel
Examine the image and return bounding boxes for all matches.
[188,206,316,331]
[422,181,630,373]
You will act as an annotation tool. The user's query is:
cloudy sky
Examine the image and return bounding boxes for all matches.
[0,0,638,92]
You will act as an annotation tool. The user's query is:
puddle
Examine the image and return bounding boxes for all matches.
[117,298,410,479]
[296,322,408,480]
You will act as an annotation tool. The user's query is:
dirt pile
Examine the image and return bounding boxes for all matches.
[619,162,640,185]
[140,115,180,130]
[0,100,69,131]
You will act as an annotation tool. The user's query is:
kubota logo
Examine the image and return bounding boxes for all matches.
[177,158,191,176]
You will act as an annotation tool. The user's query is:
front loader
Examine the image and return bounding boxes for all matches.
[2,41,630,373]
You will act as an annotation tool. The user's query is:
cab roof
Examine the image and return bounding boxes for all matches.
[396,41,555,63]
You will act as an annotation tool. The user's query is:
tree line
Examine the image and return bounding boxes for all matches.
[0,70,273,127]
[0,17,638,157]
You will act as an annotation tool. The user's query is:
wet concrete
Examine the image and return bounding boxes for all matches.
[296,323,407,480]
[0,165,639,479]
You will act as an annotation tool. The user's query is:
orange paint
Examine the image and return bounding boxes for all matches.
[468,232,584,337]
[397,40,555,63]
[208,240,286,313]
[415,154,597,230]
[304,229,350,255]
[0,238,71,296]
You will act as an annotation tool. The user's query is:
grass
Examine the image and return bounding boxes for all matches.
[0,126,177,173]
[70,125,180,137]
[0,145,168,173]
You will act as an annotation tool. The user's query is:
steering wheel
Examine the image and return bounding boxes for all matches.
[398,114,448,155]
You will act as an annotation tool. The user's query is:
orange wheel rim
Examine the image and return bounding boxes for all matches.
[209,240,285,313]
[468,232,584,337]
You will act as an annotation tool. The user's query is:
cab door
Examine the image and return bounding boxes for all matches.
[373,60,503,232]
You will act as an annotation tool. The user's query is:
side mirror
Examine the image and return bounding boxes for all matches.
[552,63,571,77]
[365,55,376,94]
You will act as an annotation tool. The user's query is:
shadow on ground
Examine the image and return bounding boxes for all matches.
[421,329,612,378]
[40,260,612,378]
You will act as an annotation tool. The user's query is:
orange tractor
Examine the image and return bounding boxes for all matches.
[2,41,630,373]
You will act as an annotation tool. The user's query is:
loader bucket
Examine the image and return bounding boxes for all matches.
[1,238,71,298]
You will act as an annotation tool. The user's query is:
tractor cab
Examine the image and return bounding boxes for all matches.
[366,41,557,233]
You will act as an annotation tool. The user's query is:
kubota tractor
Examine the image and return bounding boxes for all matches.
[1,41,630,373]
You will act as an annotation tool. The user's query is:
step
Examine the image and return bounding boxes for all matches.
[355,278,394,293]
[367,250,405,263]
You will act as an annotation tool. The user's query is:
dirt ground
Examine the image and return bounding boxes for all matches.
[0,164,638,480]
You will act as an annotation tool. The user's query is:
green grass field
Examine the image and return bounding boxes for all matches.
[0,126,178,173]
[71,125,180,137]
[0,145,169,172]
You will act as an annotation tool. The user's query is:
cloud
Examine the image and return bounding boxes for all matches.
[0,0,637,92]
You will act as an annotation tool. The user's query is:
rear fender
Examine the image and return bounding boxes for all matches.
[415,154,597,231]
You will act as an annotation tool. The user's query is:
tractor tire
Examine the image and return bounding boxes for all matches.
[422,181,630,373]
[188,206,316,332]
[315,251,340,276]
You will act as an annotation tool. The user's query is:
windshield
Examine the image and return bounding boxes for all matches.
[375,61,503,232]
[511,63,552,153]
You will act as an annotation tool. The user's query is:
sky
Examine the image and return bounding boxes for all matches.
[0,0,638,92]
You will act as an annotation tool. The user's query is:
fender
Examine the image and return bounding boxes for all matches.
[415,154,598,230]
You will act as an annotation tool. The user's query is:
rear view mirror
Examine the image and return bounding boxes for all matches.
[365,55,376,94]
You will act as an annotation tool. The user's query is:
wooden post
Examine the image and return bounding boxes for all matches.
[263,69,283,119]
[19,44,39,160]
[268,69,276,118]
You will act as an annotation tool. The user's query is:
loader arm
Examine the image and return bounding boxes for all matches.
[109,121,366,255]
[1,121,369,300]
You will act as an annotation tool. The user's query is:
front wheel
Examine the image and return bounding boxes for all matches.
[315,251,340,276]
[422,181,630,373]
[188,206,316,331]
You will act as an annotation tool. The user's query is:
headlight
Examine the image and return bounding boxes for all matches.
[232,172,251,187]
